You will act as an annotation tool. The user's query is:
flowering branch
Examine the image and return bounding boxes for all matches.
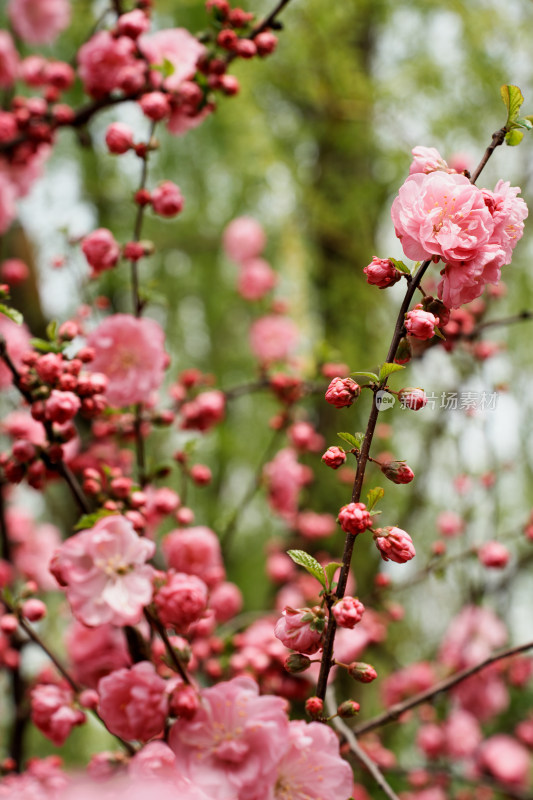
[325,688,401,800]
[144,609,191,685]
[352,639,533,737]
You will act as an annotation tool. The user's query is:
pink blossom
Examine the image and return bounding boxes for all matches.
[363,257,401,288]
[321,446,347,469]
[478,735,530,786]
[223,217,266,263]
[50,515,155,626]
[87,314,167,407]
[325,377,361,408]
[436,510,464,537]
[405,307,439,340]
[162,526,225,588]
[167,103,213,137]
[98,662,168,742]
[151,181,184,217]
[249,315,299,364]
[7,509,61,591]
[382,662,436,706]
[274,607,325,654]
[169,676,289,799]
[439,605,507,670]
[266,720,353,800]
[442,709,481,758]
[1,258,29,285]
[338,502,372,536]
[478,540,510,568]
[81,228,120,276]
[31,682,86,746]
[180,390,225,432]
[8,0,70,45]
[374,526,416,563]
[78,32,140,98]
[237,258,277,300]
[0,32,18,89]
[66,620,130,688]
[45,390,81,424]
[409,146,451,175]
[332,596,365,629]
[296,511,336,540]
[155,571,208,630]
[209,581,243,623]
[416,724,445,759]
[263,448,312,522]
[105,123,134,155]
[140,29,204,92]
[483,179,528,264]
[117,9,150,39]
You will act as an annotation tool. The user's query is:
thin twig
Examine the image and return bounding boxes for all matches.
[352,639,533,737]
[144,609,191,685]
[326,688,401,800]
[250,0,294,37]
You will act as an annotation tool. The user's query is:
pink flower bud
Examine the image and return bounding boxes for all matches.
[337,699,360,718]
[405,306,439,340]
[348,661,378,683]
[116,9,150,38]
[189,464,212,486]
[0,259,29,285]
[139,91,171,121]
[105,122,134,154]
[325,377,361,409]
[374,526,416,563]
[332,596,365,629]
[21,599,46,621]
[363,257,401,289]
[78,689,99,710]
[305,696,323,718]
[478,541,510,569]
[81,228,120,276]
[398,387,427,410]
[322,446,347,469]
[0,614,18,634]
[379,460,415,484]
[274,606,325,654]
[169,683,199,719]
[154,572,209,630]
[337,502,372,536]
[254,31,278,56]
[45,390,81,424]
[151,181,184,217]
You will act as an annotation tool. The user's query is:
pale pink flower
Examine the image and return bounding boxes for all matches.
[87,314,167,407]
[409,146,451,175]
[296,511,336,539]
[155,571,208,630]
[168,676,289,800]
[0,32,19,89]
[442,709,481,758]
[65,620,130,689]
[60,776,212,800]
[263,448,312,522]
[31,682,86,746]
[98,662,168,742]
[374,526,416,564]
[274,607,325,654]
[237,258,277,300]
[162,526,225,588]
[140,29,205,92]
[50,515,155,627]
[78,32,140,98]
[8,0,70,45]
[223,217,266,263]
[478,735,530,786]
[483,179,528,264]
[267,720,353,800]
[249,315,299,364]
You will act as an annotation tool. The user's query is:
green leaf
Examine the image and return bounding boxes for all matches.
[0,304,23,325]
[350,371,379,382]
[337,432,358,448]
[389,258,411,275]
[379,362,405,383]
[433,327,446,341]
[74,509,117,531]
[501,84,524,124]
[324,561,343,589]
[287,549,326,588]
[46,320,58,341]
[29,337,62,354]
[366,486,385,511]
[513,117,533,131]
[506,129,524,146]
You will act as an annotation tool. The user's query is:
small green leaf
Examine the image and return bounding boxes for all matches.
[513,117,533,131]
[324,561,343,589]
[337,432,358,448]
[379,362,405,383]
[433,327,446,341]
[29,337,62,354]
[506,129,524,146]
[0,304,23,325]
[74,509,117,531]
[287,549,326,588]
[389,258,411,275]
[350,371,379,382]
[501,84,524,124]
[366,486,385,511]
[46,320,58,341]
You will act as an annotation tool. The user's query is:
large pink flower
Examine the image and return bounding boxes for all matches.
[87,314,167,407]
[140,29,205,92]
[162,526,225,588]
[266,720,353,800]
[65,620,131,689]
[8,0,70,45]
[50,515,155,626]
[30,682,86,746]
[78,32,140,98]
[168,676,289,800]
[98,662,168,742]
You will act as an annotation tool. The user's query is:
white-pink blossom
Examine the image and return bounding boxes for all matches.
[8,0,70,45]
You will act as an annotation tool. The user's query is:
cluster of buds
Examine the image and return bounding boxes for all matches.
[135,180,185,218]
[206,0,278,67]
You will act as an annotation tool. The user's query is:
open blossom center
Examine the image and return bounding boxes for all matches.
[94,554,132,576]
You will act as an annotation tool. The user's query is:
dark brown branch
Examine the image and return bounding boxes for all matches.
[470,127,507,184]
[250,0,294,37]
[144,609,191,685]
[352,639,533,737]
